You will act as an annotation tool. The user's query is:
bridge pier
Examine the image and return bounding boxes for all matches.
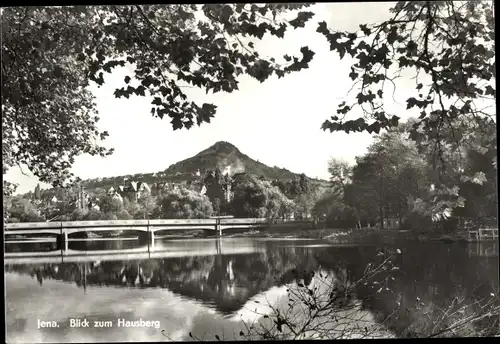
[215,218,222,237]
[215,237,222,255]
[57,232,68,251]
[138,230,153,251]
[148,230,155,250]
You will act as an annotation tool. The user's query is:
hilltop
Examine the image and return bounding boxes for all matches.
[74,141,327,191]
[163,141,301,180]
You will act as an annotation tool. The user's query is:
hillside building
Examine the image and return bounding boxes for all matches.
[191,182,207,195]
[110,181,152,202]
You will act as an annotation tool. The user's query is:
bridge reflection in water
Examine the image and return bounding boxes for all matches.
[4,218,313,254]
[5,237,324,317]
[6,238,266,302]
[467,240,499,257]
[4,237,264,265]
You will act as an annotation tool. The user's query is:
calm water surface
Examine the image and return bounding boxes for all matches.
[5,237,499,342]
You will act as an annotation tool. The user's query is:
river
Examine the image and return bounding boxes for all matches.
[5,237,499,342]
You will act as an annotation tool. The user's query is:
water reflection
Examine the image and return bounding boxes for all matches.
[5,239,499,341]
[6,239,321,314]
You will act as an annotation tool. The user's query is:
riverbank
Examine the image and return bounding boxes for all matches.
[82,225,491,244]
[228,227,488,244]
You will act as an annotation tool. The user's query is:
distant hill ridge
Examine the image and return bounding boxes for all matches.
[80,141,327,190]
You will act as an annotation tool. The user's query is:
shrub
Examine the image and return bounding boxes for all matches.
[158,187,213,219]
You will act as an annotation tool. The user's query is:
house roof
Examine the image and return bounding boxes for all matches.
[129,181,138,192]
[138,182,151,192]
[121,181,136,192]
[193,184,207,193]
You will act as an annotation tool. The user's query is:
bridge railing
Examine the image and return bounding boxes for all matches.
[4,220,151,230]
[5,222,63,230]
[219,217,268,224]
[468,227,498,241]
[4,218,315,236]
[4,219,219,231]
[63,220,150,228]
[149,219,217,226]
[4,218,284,230]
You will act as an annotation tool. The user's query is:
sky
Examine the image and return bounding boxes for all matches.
[6,2,424,195]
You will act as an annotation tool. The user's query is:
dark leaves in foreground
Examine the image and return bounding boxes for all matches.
[1,4,315,187]
[318,1,495,215]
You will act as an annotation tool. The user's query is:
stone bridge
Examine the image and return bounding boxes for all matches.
[4,218,276,251]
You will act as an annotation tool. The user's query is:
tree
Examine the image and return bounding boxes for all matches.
[101,212,118,220]
[34,184,41,200]
[91,188,108,201]
[272,179,289,196]
[266,185,296,220]
[3,181,18,223]
[458,124,497,221]
[327,158,352,198]
[98,195,123,213]
[2,8,112,187]
[2,4,316,187]
[158,187,213,219]
[319,117,495,230]
[298,173,310,195]
[289,179,303,199]
[313,162,359,228]
[43,199,77,221]
[115,209,133,220]
[55,187,68,202]
[295,184,325,219]
[84,209,102,221]
[8,198,45,222]
[317,1,495,216]
[231,174,294,219]
[137,193,157,219]
[123,198,142,219]
[313,192,358,229]
[204,167,227,210]
[71,208,88,221]
[323,158,355,224]
[412,115,497,225]
[348,128,429,228]
[212,198,222,216]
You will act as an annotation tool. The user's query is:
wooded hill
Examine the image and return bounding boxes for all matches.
[79,141,328,191]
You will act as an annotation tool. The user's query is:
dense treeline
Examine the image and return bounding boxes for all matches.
[314,118,497,231]
[3,169,322,223]
[4,185,211,223]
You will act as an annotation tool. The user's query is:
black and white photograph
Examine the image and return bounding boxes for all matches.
[2,2,498,342]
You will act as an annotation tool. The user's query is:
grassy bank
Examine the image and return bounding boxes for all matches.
[85,224,482,244]
[229,226,481,244]
[319,228,476,244]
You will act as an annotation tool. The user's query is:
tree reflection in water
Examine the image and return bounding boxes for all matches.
[5,240,499,337]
